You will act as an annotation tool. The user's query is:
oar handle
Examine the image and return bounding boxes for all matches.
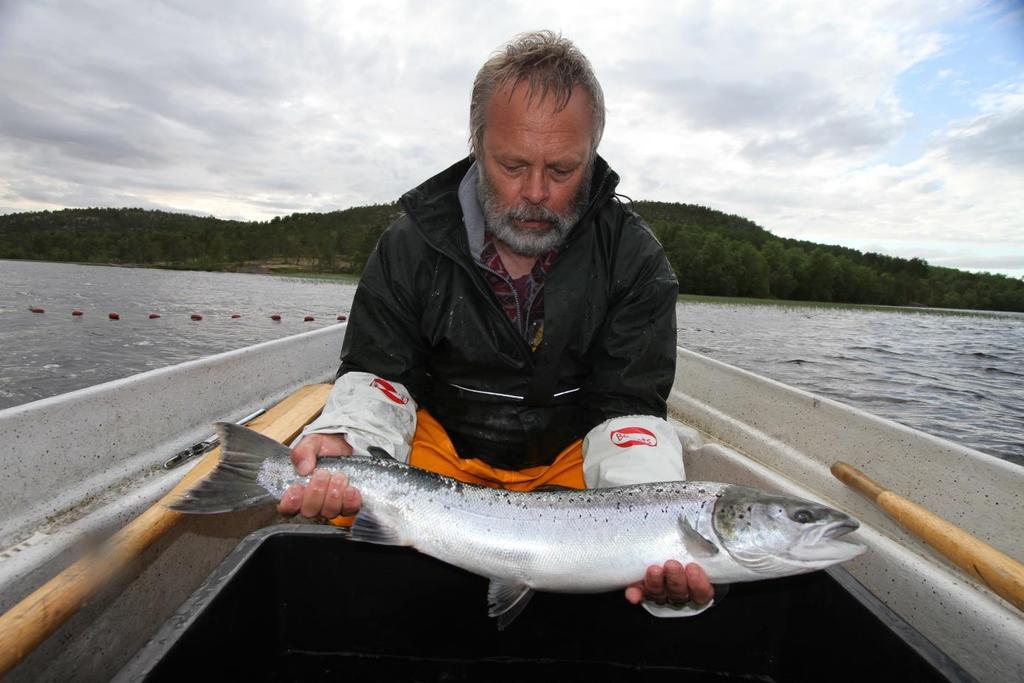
[831,461,1024,613]
[830,462,884,500]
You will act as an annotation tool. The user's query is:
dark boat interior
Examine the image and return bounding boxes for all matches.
[119,525,972,682]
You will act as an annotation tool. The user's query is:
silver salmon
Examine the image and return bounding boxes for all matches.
[171,423,866,627]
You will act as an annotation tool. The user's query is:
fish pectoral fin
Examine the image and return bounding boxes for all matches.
[349,509,404,546]
[678,517,719,558]
[487,579,534,630]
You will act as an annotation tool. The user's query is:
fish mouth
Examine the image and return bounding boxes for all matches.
[789,537,866,565]
[789,519,866,565]
[823,519,859,540]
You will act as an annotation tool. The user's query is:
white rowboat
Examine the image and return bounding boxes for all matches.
[0,323,1021,680]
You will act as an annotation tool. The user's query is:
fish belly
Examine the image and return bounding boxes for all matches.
[399,500,687,593]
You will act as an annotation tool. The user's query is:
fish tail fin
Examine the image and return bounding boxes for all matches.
[168,422,286,514]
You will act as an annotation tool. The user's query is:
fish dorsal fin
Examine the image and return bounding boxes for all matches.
[367,446,394,460]
[349,508,405,546]
[487,579,534,630]
[678,516,719,558]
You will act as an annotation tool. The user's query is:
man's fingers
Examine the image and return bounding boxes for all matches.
[300,470,330,518]
[685,563,715,606]
[624,562,715,609]
[320,473,348,519]
[277,483,303,515]
[663,560,691,603]
[291,438,319,476]
[642,565,668,604]
[624,583,645,605]
[341,485,362,516]
[291,434,352,476]
[318,434,353,457]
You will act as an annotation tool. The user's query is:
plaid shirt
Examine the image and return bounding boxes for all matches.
[476,233,557,352]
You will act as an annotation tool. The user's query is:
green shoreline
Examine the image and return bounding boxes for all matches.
[4,204,1022,312]
[11,258,1015,319]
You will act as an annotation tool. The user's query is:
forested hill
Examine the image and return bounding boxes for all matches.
[1,203,1022,312]
[636,201,1023,312]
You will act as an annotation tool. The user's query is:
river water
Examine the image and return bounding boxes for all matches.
[2,259,1022,466]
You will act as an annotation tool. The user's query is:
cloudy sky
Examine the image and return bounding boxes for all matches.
[1,0,1022,277]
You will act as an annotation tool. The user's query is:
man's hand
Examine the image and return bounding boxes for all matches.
[624,561,714,607]
[276,433,362,519]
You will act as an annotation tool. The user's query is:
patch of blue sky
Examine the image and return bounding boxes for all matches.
[883,1,1024,167]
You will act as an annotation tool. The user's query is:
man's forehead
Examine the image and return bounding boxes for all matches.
[491,79,591,116]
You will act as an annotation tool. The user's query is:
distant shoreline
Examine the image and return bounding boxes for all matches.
[4,257,1016,319]
[1,256,359,280]
[3,205,1022,312]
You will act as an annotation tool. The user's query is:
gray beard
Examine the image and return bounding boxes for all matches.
[477,162,593,257]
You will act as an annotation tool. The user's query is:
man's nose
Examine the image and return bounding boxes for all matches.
[521,168,550,205]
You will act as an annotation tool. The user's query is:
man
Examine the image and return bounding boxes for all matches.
[280,31,715,615]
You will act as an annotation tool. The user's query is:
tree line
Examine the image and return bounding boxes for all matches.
[0,206,397,273]
[1,203,1021,312]
[638,201,1023,312]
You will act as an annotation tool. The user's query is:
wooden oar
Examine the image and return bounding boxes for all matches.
[0,383,331,677]
[831,461,1024,613]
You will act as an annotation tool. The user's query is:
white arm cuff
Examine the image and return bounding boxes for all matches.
[581,415,685,487]
[300,372,417,462]
[583,415,711,617]
[641,600,715,618]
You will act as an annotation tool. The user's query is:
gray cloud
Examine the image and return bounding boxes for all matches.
[0,93,170,168]
[0,0,1021,277]
[739,109,901,162]
[609,66,906,162]
[646,71,839,130]
[938,109,1024,169]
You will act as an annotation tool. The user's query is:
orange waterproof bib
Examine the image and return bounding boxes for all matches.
[330,409,584,526]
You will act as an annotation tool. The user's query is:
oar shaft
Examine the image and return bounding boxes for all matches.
[0,384,331,677]
[832,461,1024,612]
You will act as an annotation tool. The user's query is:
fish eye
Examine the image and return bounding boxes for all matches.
[792,509,814,524]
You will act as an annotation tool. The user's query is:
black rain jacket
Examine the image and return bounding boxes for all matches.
[338,156,678,469]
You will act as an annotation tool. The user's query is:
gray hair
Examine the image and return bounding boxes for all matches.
[469,30,605,160]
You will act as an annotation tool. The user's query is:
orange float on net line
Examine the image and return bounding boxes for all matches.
[190,314,203,321]
[71,309,83,316]
[109,312,120,320]
[149,313,161,319]
[231,314,241,319]
[29,306,45,313]
[336,314,347,321]
[304,315,315,322]
[270,314,282,321]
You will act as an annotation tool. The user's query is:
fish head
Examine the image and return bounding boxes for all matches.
[712,485,866,576]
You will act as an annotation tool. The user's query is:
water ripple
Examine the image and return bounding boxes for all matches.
[3,261,1022,468]
[677,299,1024,466]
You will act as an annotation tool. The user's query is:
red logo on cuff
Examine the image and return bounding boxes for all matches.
[610,427,658,448]
[370,378,408,405]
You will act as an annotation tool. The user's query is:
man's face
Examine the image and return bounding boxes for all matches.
[477,82,594,257]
